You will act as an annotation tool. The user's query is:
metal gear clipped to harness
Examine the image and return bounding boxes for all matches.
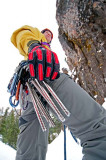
[7,60,29,107]
[7,60,70,131]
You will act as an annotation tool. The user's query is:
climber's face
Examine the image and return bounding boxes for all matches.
[43,31,52,43]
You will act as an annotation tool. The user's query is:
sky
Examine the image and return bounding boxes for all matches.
[0,0,68,109]
[0,129,83,160]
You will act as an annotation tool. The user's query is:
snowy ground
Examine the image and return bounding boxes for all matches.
[0,102,106,160]
[0,141,16,160]
[46,129,83,160]
[0,129,83,160]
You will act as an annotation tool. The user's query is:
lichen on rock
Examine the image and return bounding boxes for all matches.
[56,0,106,105]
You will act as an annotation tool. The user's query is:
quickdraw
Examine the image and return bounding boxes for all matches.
[7,61,28,107]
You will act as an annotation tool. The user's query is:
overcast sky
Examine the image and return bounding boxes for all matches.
[0,0,69,109]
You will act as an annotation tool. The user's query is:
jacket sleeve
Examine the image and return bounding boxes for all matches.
[11,25,47,60]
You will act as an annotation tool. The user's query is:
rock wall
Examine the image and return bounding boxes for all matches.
[56,0,106,105]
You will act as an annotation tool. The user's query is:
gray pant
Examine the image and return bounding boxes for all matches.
[16,73,106,160]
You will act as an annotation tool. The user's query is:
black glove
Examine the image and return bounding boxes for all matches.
[28,45,60,81]
[19,68,30,85]
[27,40,41,53]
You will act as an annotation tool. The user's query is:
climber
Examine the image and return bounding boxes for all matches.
[11,25,106,160]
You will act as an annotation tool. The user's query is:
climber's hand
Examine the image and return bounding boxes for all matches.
[28,46,60,81]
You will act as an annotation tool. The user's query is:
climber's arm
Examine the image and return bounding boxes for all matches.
[11,25,47,59]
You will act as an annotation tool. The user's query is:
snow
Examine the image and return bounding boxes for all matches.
[103,98,106,109]
[0,141,16,160]
[0,129,83,160]
[46,129,83,160]
[0,101,105,160]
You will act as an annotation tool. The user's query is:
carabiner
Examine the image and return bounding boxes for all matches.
[9,95,19,108]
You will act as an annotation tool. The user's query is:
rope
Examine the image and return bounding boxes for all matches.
[64,125,67,160]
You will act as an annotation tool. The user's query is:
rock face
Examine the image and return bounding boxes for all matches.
[56,0,106,105]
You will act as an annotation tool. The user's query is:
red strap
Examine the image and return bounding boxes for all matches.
[28,46,41,77]
[36,48,43,60]
[29,64,35,77]
[29,51,35,77]
[28,51,33,60]
[51,72,58,80]
[38,64,43,81]
[52,51,59,63]
[31,46,41,52]
[46,49,52,63]
[46,67,51,78]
